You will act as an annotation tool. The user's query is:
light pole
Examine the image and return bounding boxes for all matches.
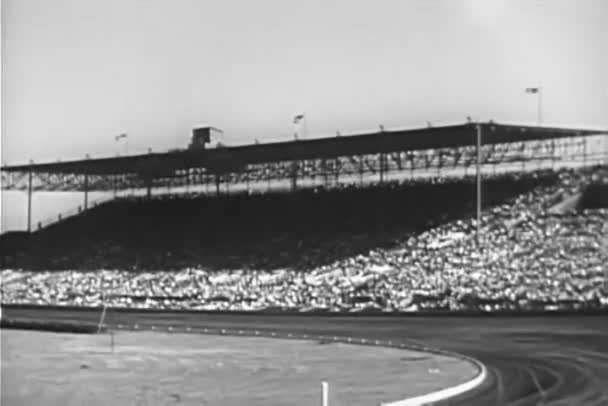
[476,123,482,246]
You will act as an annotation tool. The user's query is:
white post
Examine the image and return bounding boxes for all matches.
[321,381,329,406]
[97,304,107,333]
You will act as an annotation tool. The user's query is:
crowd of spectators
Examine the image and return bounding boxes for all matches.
[1,166,607,312]
[1,170,554,271]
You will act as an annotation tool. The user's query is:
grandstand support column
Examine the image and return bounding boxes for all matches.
[267,165,272,191]
[583,135,588,167]
[84,172,89,210]
[551,139,556,170]
[205,172,211,195]
[476,124,483,246]
[27,169,33,233]
[322,159,329,188]
[358,154,364,185]
[291,161,298,191]
[379,152,385,184]
[334,157,340,185]
[408,152,415,178]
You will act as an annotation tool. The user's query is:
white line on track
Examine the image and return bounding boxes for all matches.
[527,366,547,400]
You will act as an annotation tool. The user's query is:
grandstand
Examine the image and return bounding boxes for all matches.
[1,121,607,312]
[2,122,605,228]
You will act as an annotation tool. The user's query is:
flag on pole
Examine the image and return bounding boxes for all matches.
[115,133,128,141]
[525,87,540,94]
[293,113,305,140]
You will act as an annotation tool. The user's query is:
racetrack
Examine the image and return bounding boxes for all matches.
[3,306,608,406]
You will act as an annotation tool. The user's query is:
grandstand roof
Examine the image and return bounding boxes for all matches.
[2,122,605,176]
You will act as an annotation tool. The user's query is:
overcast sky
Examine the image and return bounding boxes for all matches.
[2,0,607,166]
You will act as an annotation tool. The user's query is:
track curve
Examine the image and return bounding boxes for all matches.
[2,307,607,405]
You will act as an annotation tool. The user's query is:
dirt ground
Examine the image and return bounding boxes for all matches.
[0,329,475,406]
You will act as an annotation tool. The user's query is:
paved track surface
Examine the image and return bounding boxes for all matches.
[3,307,608,405]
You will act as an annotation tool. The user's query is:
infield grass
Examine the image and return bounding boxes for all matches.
[1,329,477,406]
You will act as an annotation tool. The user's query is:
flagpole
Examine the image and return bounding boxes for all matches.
[293,113,305,140]
[115,133,128,155]
[525,87,542,125]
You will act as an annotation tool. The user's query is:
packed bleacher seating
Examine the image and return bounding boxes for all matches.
[1,173,555,271]
[1,166,607,312]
